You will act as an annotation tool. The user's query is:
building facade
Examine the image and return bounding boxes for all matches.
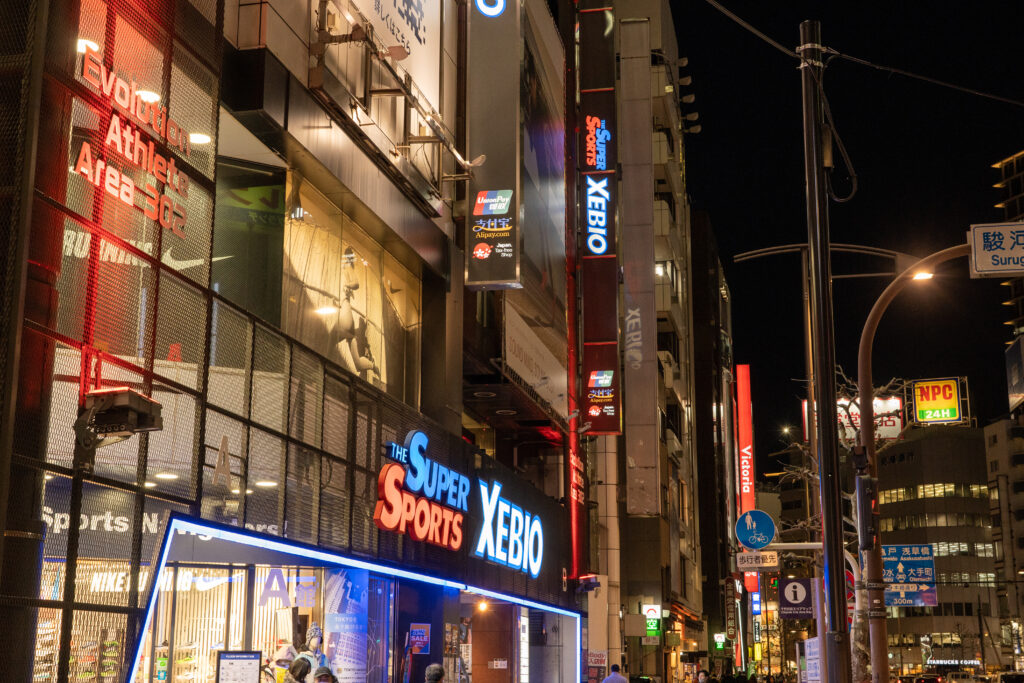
[880,426,1001,674]
[578,0,710,681]
[0,0,591,682]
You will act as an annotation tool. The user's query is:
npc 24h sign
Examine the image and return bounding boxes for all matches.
[882,544,937,607]
[970,221,1024,278]
[735,509,776,550]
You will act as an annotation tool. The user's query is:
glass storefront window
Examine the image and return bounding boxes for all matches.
[126,520,580,683]
[212,163,421,406]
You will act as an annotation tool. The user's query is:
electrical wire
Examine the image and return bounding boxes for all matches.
[697,0,1024,202]
[828,49,1024,110]
[699,0,797,59]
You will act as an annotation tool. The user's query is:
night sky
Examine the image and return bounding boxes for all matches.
[677,2,1024,469]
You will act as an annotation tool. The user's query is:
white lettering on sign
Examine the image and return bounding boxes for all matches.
[584,175,611,255]
[473,480,544,578]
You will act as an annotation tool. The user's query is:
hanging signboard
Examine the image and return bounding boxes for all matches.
[466,0,521,288]
[578,4,621,435]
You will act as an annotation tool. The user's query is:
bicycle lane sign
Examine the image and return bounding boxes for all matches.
[882,544,937,607]
[736,509,776,550]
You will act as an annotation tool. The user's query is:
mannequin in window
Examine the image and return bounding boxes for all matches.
[297,623,329,673]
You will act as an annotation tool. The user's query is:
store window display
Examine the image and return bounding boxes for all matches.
[297,622,329,672]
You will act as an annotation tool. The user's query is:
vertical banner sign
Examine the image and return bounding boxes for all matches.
[736,365,758,593]
[620,20,660,515]
[578,4,621,434]
[467,0,522,288]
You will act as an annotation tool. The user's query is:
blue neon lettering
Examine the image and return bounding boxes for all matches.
[585,175,610,255]
[474,480,502,559]
[475,0,504,17]
[474,479,544,577]
[495,499,510,563]
[404,431,429,493]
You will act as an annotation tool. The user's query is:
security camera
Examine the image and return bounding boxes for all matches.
[85,387,163,438]
[73,387,163,471]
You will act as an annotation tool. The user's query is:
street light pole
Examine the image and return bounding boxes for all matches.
[857,242,970,683]
[799,19,852,683]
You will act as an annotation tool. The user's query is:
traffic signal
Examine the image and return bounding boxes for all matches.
[856,475,878,551]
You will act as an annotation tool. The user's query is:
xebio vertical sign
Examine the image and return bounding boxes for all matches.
[736,365,758,593]
[578,5,621,434]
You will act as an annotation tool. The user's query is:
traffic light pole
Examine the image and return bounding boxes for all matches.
[798,20,852,683]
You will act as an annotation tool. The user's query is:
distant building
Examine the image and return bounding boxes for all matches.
[984,417,1024,670]
[993,151,1024,337]
[880,426,1001,674]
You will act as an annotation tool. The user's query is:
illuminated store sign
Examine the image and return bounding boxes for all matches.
[474,480,544,578]
[580,343,620,433]
[584,175,612,255]
[374,431,545,578]
[911,377,964,424]
[584,115,610,171]
[76,47,193,238]
[474,0,505,17]
[373,431,469,551]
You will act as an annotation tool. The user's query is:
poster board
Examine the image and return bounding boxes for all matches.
[216,651,262,683]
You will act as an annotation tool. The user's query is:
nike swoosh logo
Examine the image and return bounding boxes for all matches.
[193,575,231,591]
[161,251,233,270]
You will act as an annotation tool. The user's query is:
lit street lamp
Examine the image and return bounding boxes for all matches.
[856,242,970,683]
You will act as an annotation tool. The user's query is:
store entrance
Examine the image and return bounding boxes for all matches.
[125,516,581,683]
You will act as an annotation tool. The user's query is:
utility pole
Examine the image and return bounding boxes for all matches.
[798,19,852,683]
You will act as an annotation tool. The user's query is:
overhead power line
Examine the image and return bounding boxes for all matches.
[699,0,1024,110]
[828,51,1024,109]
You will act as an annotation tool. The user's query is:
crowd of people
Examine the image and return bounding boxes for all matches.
[686,669,797,683]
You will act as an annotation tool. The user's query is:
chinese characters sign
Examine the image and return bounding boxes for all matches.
[801,397,904,442]
[882,544,937,607]
[581,343,620,433]
[969,221,1024,278]
[911,377,964,424]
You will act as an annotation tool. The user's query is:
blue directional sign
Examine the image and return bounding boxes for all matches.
[735,509,776,550]
[882,544,937,607]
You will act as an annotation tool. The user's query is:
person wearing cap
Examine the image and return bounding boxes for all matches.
[312,666,333,682]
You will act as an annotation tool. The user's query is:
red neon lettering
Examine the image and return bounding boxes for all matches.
[373,462,465,551]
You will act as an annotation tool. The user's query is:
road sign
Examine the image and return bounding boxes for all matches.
[911,377,964,424]
[970,221,1024,278]
[735,509,776,550]
[882,544,937,606]
[737,550,779,571]
[780,578,813,619]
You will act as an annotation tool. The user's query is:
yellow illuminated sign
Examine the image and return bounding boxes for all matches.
[754,643,762,661]
[913,378,961,423]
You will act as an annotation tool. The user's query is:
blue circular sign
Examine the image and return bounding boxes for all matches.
[735,509,776,550]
